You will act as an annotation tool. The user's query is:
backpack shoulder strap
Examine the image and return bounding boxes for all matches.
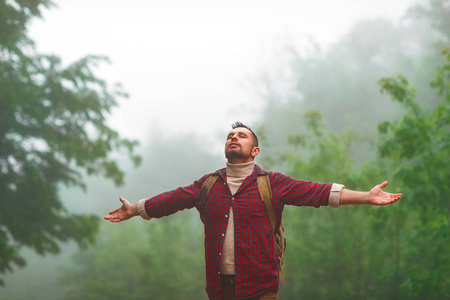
[199,174,219,221]
[257,174,276,231]
[258,174,287,285]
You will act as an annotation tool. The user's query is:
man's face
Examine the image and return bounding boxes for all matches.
[224,127,260,163]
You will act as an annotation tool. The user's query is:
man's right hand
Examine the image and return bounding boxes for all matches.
[104,196,138,222]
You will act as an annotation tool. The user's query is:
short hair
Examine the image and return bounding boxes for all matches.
[231,121,259,147]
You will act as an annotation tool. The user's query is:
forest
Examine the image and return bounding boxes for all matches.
[1,0,448,299]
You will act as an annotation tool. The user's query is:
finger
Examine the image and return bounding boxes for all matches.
[119,195,125,203]
[105,214,122,222]
[106,217,120,223]
[379,181,388,189]
[392,193,403,200]
[104,215,116,221]
[386,193,402,204]
[108,208,120,215]
[104,213,118,219]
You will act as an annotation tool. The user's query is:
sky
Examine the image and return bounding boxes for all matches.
[28,0,417,151]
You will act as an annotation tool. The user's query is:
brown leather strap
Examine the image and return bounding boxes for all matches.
[221,275,236,286]
[199,174,219,221]
[257,174,276,231]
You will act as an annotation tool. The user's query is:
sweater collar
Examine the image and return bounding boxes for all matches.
[226,161,255,178]
[214,163,267,178]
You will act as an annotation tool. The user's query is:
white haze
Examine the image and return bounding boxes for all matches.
[29,0,417,153]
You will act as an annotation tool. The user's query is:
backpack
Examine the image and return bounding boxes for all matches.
[198,174,287,284]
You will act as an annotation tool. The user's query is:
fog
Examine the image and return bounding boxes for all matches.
[28,0,415,148]
[5,0,448,299]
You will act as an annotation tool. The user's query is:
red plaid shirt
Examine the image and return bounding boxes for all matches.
[143,164,332,299]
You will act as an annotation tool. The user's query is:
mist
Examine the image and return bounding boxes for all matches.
[2,0,449,299]
[26,0,415,145]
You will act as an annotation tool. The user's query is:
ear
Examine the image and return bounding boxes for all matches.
[251,147,260,158]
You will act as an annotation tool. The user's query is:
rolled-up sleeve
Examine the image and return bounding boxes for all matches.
[329,183,345,208]
[137,198,151,220]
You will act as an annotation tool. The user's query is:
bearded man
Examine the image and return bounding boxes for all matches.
[105,122,402,300]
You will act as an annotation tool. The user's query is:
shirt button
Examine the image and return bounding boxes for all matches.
[232,197,235,200]
[225,215,228,218]
[219,252,222,256]
[222,233,225,237]
[218,271,221,274]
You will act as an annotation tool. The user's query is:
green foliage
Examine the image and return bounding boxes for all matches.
[0,0,53,52]
[378,49,449,209]
[283,109,363,186]
[376,48,450,299]
[275,48,450,299]
[255,6,449,297]
[0,0,140,285]
[137,212,206,299]
[273,108,407,299]
[61,214,206,300]
[61,222,149,300]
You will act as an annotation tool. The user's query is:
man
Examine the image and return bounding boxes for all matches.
[105,122,402,300]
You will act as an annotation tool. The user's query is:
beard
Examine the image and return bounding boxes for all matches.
[225,148,251,161]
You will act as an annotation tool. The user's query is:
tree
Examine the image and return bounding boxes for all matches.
[409,0,450,44]
[377,48,450,299]
[0,0,140,285]
[255,0,448,168]
[265,109,406,300]
[257,48,449,298]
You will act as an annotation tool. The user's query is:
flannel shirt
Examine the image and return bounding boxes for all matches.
[142,164,332,299]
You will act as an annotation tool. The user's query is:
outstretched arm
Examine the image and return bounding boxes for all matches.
[340,181,402,206]
[104,196,139,222]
